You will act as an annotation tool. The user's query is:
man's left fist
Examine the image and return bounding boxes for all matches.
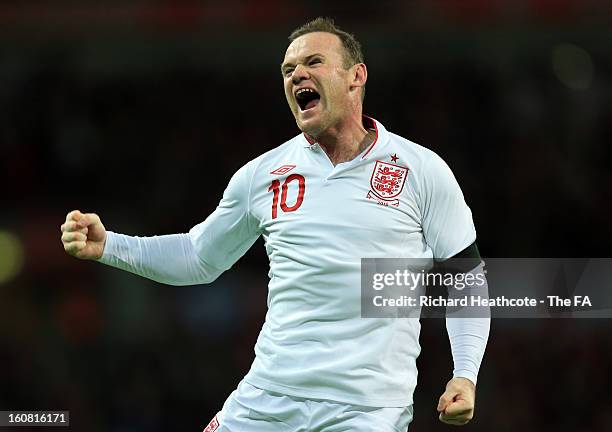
[437,377,476,426]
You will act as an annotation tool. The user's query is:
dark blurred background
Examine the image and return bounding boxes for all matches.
[1,1,611,431]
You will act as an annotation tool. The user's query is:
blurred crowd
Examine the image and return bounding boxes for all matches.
[1,1,611,431]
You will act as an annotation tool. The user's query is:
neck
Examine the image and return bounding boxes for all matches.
[315,114,374,166]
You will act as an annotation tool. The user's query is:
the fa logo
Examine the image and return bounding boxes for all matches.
[367,160,409,206]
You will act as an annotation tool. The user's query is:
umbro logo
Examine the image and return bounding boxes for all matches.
[270,164,296,175]
[202,415,219,432]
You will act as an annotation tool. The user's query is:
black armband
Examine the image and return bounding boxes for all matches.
[433,241,481,275]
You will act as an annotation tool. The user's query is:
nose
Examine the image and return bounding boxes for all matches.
[291,64,309,85]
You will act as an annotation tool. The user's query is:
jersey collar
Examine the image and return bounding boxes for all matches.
[301,115,387,160]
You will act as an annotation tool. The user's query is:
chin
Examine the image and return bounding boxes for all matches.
[297,116,325,138]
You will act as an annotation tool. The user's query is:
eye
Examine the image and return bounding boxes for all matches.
[284,68,294,77]
[309,58,322,66]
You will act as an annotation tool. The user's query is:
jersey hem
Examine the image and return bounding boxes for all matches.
[243,375,413,408]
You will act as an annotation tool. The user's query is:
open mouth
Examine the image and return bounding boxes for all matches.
[295,88,321,111]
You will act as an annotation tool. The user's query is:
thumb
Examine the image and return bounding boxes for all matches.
[66,209,83,223]
[437,389,458,412]
[444,398,471,416]
[77,212,101,228]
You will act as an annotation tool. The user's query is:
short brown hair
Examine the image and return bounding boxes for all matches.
[289,17,364,69]
[289,17,365,101]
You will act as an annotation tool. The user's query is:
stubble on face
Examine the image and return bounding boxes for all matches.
[282,32,353,138]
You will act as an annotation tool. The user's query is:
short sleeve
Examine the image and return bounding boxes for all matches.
[189,162,260,272]
[420,153,476,259]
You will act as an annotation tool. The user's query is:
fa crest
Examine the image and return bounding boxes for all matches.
[367,160,409,207]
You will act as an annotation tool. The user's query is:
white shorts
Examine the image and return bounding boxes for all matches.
[202,380,413,432]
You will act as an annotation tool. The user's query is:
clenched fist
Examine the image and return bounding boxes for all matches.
[60,210,107,260]
[437,377,476,426]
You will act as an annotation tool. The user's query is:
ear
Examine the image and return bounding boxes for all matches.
[350,63,367,91]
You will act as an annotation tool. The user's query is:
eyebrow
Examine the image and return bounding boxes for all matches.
[280,53,324,73]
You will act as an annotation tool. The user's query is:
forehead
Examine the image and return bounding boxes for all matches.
[283,32,344,64]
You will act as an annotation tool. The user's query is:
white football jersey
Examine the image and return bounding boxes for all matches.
[189,117,476,407]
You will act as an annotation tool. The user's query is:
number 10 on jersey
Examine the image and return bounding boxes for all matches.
[268,174,306,219]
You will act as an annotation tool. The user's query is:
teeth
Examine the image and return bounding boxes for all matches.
[295,88,316,97]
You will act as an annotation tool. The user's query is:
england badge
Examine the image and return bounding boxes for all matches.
[367,160,409,206]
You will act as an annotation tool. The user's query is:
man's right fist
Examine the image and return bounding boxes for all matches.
[60,210,107,260]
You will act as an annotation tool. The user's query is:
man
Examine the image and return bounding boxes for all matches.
[61,17,489,431]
